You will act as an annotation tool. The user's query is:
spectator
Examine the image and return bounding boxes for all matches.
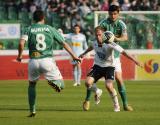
[90,0,101,11]
[79,0,91,17]
[66,0,79,16]
[121,0,131,11]
[101,0,109,11]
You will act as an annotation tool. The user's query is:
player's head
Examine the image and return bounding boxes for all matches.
[95,26,105,46]
[33,10,45,23]
[73,24,81,34]
[108,5,120,22]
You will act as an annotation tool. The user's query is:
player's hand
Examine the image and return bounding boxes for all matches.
[16,57,22,62]
[136,62,143,68]
[73,57,82,64]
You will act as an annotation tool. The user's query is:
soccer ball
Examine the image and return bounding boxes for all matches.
[103,31,115,43]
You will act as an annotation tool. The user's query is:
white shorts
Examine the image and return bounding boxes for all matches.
[28,57,62,81]
[114,58,122,73]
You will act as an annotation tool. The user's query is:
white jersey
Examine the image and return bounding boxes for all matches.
[64,33,88,56]
[92,40,124,67]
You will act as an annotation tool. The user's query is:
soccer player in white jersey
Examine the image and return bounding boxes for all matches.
[79,26,143,112]
[63,24,88,86]
[16,10,81,117]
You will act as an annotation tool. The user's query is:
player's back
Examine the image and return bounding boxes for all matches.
[26,24,63,59]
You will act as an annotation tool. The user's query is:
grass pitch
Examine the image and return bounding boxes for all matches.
[0,80,160,125]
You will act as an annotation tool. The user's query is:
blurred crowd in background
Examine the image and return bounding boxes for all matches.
[0,0,160,50]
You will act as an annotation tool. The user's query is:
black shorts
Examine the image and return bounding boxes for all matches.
[87,65,115,83]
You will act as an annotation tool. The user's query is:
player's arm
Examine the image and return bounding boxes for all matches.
[109,42,143,67]
[121,51,143,68]
[114,21,128,42]
[79,46,93,58]
[62,42,81,62]
[17,27,29,62]
[17,39,26,62]
[114,33,128,42]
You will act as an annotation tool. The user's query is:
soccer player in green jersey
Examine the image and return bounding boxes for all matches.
[98,4,133,111]
[17,10,81,117]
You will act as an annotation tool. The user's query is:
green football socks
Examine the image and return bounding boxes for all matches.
[85,88,92,101]
[117,84,128,107]
[28,83,36,113]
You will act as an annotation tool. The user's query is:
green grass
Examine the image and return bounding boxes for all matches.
[0,80,160,125]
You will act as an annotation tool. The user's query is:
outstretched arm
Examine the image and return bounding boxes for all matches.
[17,39,25,62]
[122,51,143,68]
[79,46,93,58]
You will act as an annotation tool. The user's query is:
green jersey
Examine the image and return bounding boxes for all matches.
[21,24,65,59]
[99,18,127,58]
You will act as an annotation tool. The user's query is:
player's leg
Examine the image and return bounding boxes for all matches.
[28,59,39,117]
[28,81,37,117]
[77,63,82,86]
[105,81,120,112]
[41,58,64,92]
[83,76,94,111]
[115,72,133,111]
[115,58,133,111]
[105,67,120,112]
[48,79,64,92]
[83,65,102,111]
[72,63,78,86]
[91,83,103,104]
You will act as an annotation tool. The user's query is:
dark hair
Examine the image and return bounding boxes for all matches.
[109,5,120,12]
[73,24,81,28]
[33,10,44,22]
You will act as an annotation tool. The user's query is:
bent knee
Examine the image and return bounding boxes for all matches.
[85,77,94,88]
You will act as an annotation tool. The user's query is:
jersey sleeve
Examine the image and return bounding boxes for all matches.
[51,27,65,45]
[108,42,124,53]
[119,20,127,36]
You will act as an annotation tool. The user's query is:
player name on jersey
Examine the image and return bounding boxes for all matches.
[31,27,50,33]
